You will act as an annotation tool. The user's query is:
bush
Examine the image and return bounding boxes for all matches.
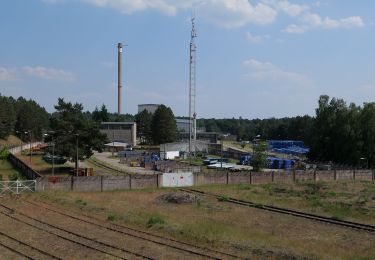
[217,195,230,202]
[146,215,166,228]
[0,149,9,160]
[9,172,21,181]
[107,213,117,221]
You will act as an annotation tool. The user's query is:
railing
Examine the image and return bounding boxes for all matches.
[0,180,36,195]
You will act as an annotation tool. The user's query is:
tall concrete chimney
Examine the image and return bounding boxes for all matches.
[117,42,123,115]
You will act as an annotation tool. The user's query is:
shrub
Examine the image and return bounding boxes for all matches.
[146,215,166,228]
[0,149,9,160]
[107,213,117,221]
[217,195,230,202]
[75,198,87,207]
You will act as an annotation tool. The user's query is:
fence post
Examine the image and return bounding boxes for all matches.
[293,170,296,183]
[353,169,356,181]
[156,174,159,188]
[129,174,132,189]
[314,170,316,182]
[100,176,103,192]
[71,176,74,191]
[226,171,229,185]
[249,171,252,184]
[272,171,274,182]
[372,169,374,183]
[334,169,337,181]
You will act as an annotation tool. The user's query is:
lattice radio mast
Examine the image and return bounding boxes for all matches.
[189,15,197,156]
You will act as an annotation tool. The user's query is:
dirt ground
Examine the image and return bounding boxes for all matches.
[0,184,372,259]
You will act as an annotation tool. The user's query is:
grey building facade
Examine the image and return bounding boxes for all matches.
[100,122,137,147]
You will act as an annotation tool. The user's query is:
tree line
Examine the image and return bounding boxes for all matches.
[1,94,375,167]
[0,95,50,140]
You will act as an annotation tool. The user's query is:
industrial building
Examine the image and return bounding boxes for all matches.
[176,119,206,133]
[138,104,160,114]
[100,122,137,147]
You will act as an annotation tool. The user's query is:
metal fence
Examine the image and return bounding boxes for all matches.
[0,180,37,195]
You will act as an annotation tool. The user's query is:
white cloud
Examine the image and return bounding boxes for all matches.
[0,67,17,80]
[263,0,309,17]
[76,0,278,28]
[245,32,268,43]
[283,24,307,34]
[22,66,75,81]
[243,59,307,84]
[83,0,177,16]
[198,0,277,28]
[41,0,65,3]
[284,12,364,33]
[42,0,365,31]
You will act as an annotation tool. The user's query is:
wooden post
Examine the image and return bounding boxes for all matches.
[353,169,356,181]
[250,171,252,184]
[129,174,132,189]
[100,176,103,192]
[272,171,274,182]
[71,176,74,191]
[293,170,296,183]
[226,171,229,185]
[314,170,316,182]
[334,169,337,181]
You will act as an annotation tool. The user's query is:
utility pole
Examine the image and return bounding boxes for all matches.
[76,134,79,176]
[118,43,123,116]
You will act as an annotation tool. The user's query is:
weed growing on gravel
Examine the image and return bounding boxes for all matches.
[217,195,230,202]
[75,198,87,208]
[107,213,117,221]
[146,214,166,228]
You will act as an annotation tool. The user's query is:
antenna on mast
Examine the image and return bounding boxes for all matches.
[189,13,197,158]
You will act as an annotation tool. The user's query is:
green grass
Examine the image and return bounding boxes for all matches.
[196,181,375,224]
[146,214,166,228]
[0,159,25,181]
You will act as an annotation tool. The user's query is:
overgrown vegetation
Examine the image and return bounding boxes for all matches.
[146,214,166,228]
[205,181,375,224]
[31,187,375,259]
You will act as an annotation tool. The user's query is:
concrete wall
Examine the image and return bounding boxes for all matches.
[251,172,273,184]
[73,176,102,192]
[295,170,315,182]
[273,171,294,183]
[228,172,250,184]
[102,175,131,191]
[354,170,373,181]
[316,171,335,181]
[130,174,159,189]
[33,169,373,192]
[36,174,161,192]
[37,176,72,191]
[195,171,227,185]
[336,170,354,180]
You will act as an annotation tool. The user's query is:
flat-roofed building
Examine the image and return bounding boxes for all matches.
[101,122,137,147]
[176,118,205,133]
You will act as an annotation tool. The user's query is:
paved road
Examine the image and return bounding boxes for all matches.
[8,142,42,155]
[92,152,158,175]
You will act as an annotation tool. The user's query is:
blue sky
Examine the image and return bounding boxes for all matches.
[0,0,374,119]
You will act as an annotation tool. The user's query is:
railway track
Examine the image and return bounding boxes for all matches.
[23,199,240,259]
[86,158,126,175]
[0,203,151,260]
[181,188,375,234]
[0,229,61,260]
